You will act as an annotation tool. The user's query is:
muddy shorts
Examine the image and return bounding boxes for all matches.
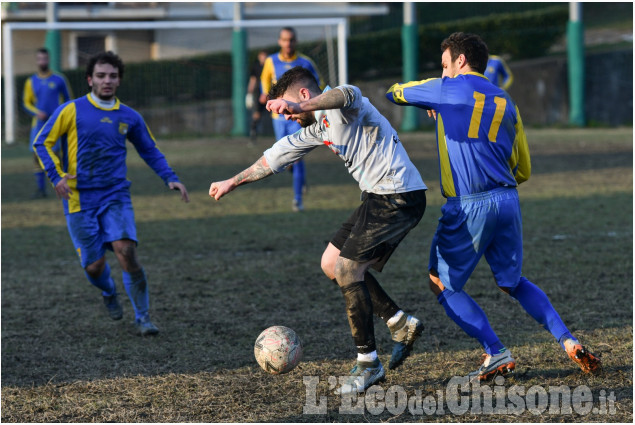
[330,189,426,272]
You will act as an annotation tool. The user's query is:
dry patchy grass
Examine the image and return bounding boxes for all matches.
[1,128,632,422]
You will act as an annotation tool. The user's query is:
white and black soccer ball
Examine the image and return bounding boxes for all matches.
[254,325,303,374]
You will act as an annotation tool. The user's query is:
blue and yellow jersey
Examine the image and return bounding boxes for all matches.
[386,72,530,198]
[260,52,322,120]
[484,55,513,90]
[23,71,72,124]
[33,94,180,215]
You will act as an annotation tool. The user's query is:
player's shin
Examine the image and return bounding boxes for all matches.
[122,268,150,320]
[508,277,573,348]
[85,262,116,296]
[364,272,400,322]
[339,281,377,356]
[437,289,505,355]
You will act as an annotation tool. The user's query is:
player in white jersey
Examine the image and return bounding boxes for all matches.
[210,67,427,394]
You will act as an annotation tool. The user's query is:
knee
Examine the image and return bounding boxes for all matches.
[498,286,512,295]
[333,258,351,284]
[321,249,337,280]
[85,257,106,278]
[428,270,445,296]
[113,241,140,271]
[501,276,529,297]
[334,257,366,284]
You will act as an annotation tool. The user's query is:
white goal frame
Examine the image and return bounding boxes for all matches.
[2,18,348,144]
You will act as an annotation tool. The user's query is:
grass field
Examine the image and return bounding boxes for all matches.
[1,127,632,422]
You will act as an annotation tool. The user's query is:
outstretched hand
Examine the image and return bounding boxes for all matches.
[209,179,235,201]
[169,181,190,202]
[55,174,76,200]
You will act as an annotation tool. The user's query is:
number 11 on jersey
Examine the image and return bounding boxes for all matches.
[468,91,507,142]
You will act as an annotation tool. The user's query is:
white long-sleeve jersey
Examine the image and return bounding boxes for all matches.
[263,85,427,195]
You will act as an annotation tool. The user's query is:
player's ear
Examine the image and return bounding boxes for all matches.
[457,54,467,69]
[298,87,310,100]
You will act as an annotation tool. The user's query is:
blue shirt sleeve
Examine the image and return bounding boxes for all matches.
[126,112,180,185]
[386,78,443,110]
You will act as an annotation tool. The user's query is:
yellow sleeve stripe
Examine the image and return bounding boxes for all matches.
[501,61,514,90]
[436,114,456,197]
[260,57,275,95]
[63,104,80,213]
[386,79,436,104]
[35,103,80,212]
[510,105,531,184]
[22,78,40,115]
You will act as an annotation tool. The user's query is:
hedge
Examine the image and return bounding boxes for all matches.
[10,5,568,111]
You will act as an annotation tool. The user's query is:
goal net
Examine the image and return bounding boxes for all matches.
[2,18,348,144]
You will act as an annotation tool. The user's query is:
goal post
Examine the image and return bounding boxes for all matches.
[2,18,348,144]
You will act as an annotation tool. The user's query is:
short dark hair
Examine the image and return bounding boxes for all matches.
[440,32,489,74]
[36,47,49,56]
[279,27,296,38]
[269,66,320,99]
[85,51,125,79]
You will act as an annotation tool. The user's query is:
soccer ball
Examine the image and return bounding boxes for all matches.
[254,326,303,374]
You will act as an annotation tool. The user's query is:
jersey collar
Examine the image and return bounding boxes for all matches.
[87,92,121,110]
[277,52,298,62]
[457,71,489,80]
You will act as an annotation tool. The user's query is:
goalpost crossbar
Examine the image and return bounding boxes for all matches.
[3,18,348,143]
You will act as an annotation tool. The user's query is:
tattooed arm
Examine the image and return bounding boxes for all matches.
[209,155,273,200]
[266,85,360,118]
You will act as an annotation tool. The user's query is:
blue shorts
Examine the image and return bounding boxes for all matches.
[429,187,523,292]
[272,118,301,141]
[66,201,137,268]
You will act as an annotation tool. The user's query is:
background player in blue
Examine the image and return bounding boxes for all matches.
[34,51,190,336]
[260,27,323,212]
[23,47,72,198]
[484,54,514,90]
[386,32,600,380]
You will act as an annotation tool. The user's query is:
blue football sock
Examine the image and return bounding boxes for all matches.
[85,262,116,297]
[509,277,573,349]
[292,160,305,203]
[35,171,46,192]
[123,268,149,320]
[438,289,506,356]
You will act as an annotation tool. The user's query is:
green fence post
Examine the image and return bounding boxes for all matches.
[231,3,248,137]
[567,3,585,126]
[401,2,419,131]
[44,3,61,71]
[231,28,248,136]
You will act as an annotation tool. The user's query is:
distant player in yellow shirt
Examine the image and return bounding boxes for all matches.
[484,54,513,90]
[23,48,72,198]
[259,27,323,212]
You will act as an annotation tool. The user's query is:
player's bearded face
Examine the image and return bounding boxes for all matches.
[278,30,297,57]
[88,63,121,101]
[293,111,315,127]
[36,53,49,73]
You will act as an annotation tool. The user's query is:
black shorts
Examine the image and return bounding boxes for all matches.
[330,190,426,272]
